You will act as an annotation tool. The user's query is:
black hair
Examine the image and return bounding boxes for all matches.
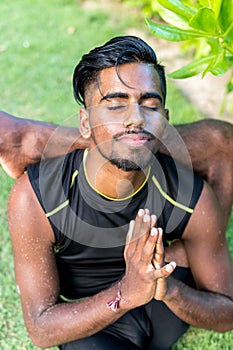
[73,35,166,106]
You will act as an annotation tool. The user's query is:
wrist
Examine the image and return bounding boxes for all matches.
[106,281,137,312]
[163,276,179,303]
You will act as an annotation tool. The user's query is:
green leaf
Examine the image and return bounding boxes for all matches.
[226,81,233,93]
[223,23,233,52]
[157,0,195,20]
[157,4,193,30]
[210,0,222,17]
[146,19,207,42]
[208,56,229,76]
[218,0,233,33]
[189,8,219,34]
[207,38,222,55]
[226,56,233,65]
[199,0,208,5]
[199,0,222,17]
[194,38,211,58]
[168,56,216,78]
[211,62,228,76]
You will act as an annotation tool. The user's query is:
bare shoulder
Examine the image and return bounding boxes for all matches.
[183,181,225,241]
[9,172,34,205]
[9,172,40,222]
[8,172,55,244]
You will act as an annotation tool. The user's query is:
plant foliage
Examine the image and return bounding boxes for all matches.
[145,0,233,112]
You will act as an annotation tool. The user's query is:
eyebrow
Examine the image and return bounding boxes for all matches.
[140,92,163,104]
[100,92,163,104]
[100,92,129,102]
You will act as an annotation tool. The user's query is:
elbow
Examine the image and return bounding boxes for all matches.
[26,320,57,349]
[208,317,233,333]
[213,303,233,333]
[29,333,59,349]
[214,323,233,334]
[28,330,53,349]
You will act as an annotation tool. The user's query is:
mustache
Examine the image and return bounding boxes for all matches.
[113,129,155,140]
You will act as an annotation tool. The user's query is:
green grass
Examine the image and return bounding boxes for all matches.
[0,0,232,349]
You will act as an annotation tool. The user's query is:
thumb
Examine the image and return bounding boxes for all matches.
[154,261,176,279]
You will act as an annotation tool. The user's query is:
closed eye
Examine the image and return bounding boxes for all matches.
[107,105,127,111]
[140,105,158,112]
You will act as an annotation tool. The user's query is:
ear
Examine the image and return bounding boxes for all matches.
[79,108,91,139]
[160,108,170,143]
[164,108,169,121]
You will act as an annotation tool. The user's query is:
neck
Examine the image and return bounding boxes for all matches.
[83,149,150,200]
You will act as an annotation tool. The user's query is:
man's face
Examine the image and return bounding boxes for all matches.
[80,62,168,171]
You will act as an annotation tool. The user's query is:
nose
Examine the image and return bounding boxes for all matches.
[123,104,146,129]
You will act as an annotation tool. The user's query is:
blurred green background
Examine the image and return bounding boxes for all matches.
[0,0,232,349]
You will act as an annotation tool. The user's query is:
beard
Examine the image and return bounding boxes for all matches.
[95,142,153,171]
[109,149,153,171]
[110,158,142,171]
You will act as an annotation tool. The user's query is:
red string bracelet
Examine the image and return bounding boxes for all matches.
[106,281,136,312]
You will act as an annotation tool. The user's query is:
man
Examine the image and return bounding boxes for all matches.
[7,36,233,350]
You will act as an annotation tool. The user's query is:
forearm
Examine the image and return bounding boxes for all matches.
[26,281,130,348]
[164,277,233,332]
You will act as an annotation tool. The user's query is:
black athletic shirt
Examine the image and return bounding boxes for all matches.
[27,149,203,300]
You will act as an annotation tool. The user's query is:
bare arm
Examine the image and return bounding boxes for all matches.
[160,119,233,226]
[156,182,233,332]
[8,175,174,348]
[0,111,87,178]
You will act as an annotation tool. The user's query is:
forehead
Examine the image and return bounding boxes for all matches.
[85,62,163,106]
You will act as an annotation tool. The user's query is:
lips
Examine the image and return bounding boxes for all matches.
[116,133,151,146]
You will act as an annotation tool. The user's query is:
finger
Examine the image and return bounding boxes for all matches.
[124,220,135,260]
[134,212,152,254]
[150,227,163,269]
[128,209,143,245]
[156,227,164,253]
[153,227,164,267]
[144,208,150,215]
[154,261,176,278]
[131,209,150,243]
[141,209,156,229]
[150,214,157,229]
[125,220,135,245]
[164,261,176,274]
[140,226,159,263]
[141,212,152,240]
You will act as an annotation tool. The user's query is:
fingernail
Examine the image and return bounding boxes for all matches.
[170,261,176,269]
[138,209,144,216]
[158,227,163,236]
[165,265,172,272]
[151,214,157,222]
[143,214,150,222]
[165,262,176,272]
[151,227,157,236]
